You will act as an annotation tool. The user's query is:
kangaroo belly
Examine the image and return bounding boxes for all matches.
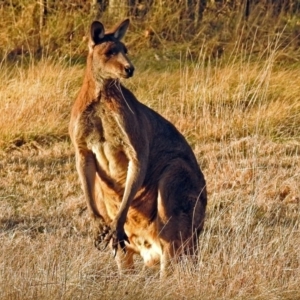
[91,141,129,221]
[92,141,128,184]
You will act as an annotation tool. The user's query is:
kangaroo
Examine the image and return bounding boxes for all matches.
[69,19,207,277]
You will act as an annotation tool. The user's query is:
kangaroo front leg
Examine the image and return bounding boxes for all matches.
[106,157,147,254]
[76,149,110,250]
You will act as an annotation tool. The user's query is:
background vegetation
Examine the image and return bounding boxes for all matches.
[0,1,300,299]
[2,0,300,61]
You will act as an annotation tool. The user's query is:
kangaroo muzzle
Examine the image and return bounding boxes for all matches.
[124,65,135,78]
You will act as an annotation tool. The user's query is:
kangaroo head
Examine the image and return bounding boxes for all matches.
[89,19,135,81]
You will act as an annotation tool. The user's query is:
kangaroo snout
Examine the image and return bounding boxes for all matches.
[124,65,134,78]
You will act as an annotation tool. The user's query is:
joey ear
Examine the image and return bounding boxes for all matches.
[113,19,130,41]
[90,21,105,46]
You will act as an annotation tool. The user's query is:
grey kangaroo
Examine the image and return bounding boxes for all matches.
[69,19,207,277]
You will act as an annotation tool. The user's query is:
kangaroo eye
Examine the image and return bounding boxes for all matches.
[124,47,128,54]
[106,49,117,57]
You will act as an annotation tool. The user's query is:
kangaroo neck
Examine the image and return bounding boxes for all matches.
[95,78,122,98]
[83,70,122,103]
[93,76,134,114]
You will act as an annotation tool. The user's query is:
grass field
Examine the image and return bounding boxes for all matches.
[1,17,300,299]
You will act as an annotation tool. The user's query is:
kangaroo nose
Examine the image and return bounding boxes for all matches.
[124,65,134,77]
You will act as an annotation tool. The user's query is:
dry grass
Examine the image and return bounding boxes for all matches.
[1,40,300,299]
[0,60,82,147]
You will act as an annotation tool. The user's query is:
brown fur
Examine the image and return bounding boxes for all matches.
[69,19,207,277]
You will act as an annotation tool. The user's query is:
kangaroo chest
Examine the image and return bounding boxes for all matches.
[80,101,129,187]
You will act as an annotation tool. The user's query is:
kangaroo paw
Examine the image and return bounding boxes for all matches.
[93,218,111,251]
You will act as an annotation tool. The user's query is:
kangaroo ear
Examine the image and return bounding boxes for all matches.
[113,19,130,41]
[90,21,105,45]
